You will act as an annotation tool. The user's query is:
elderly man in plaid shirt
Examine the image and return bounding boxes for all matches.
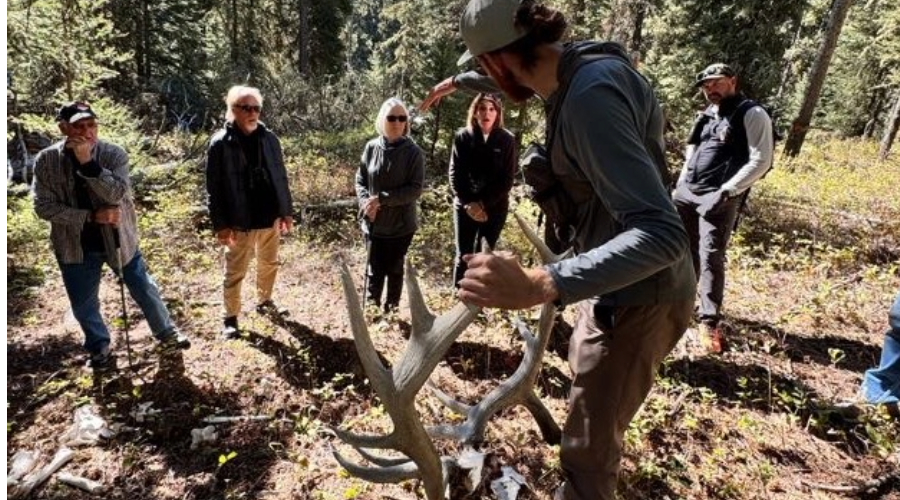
[33,101,191,369]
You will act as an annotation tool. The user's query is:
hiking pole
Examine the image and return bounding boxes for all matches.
[99,213,135,373]
[362,219,372,305]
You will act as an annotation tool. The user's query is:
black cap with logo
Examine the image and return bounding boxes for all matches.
[694,63,736,87]
[56,102,98,123]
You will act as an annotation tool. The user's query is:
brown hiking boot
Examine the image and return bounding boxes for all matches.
[698,322,727,354]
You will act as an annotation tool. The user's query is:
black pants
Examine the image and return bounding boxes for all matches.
[453,204,508,287]
[366,233,415,311]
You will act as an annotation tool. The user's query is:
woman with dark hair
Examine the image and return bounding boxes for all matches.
[355,97,425,312]
[449,93,517,287]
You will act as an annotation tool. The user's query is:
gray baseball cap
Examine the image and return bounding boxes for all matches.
[457,0,527,66]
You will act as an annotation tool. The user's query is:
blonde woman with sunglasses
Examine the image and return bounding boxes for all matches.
[355,97,425,313]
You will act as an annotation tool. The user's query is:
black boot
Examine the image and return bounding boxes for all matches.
[222,316,240,339]
[366,274,385,308]
[384,274,403,312]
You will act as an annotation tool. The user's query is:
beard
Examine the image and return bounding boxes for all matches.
[493,68,535,103]
[478,55,535,103]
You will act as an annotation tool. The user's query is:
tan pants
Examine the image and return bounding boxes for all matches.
[222,225,281,318]
[558,299,693,500]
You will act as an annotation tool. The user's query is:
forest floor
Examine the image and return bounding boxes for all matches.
[6,139,900,500]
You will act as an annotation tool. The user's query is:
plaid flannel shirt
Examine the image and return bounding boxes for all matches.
[33,139,139,266]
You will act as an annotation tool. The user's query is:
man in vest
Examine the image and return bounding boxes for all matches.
[421,1,696,498]
[673,63,774,354]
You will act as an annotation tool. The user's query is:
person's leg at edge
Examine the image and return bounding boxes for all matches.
[862,292,900,404]
[557,299,693,500]
[59,252,110,355]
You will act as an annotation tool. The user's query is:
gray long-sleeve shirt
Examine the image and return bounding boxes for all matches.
[456,43,696,307]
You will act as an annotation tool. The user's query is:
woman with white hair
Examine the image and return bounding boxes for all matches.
[355,97,425,312]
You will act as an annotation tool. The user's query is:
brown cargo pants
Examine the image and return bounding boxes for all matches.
[557,298,693,500]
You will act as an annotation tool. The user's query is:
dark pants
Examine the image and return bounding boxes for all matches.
[453,204,508,287]
[673,186,742,325]
[557,299,694,500]
[365,233,415,311]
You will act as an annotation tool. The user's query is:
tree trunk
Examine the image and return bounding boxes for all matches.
[783,0,855,158]
[62,0,74,99]
[298,0,310,76]
[230,0,238,65]
[776,22,804,104]
[862,66,889,138]
[879,91,900,161]
[630,0,647,54]
[138,0,149,86]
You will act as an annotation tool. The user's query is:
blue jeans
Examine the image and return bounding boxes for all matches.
[861,292,900,404]
[59,250,176,355]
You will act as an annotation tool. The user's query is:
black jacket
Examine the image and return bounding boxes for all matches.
[684,94,754,194]
[449,126,517,212]
[205,122,293,232]
[356,136,425,238]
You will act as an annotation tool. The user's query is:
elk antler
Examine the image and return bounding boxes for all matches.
[332,260,480,500]
[427,213,567,446]
[333,214,570,499]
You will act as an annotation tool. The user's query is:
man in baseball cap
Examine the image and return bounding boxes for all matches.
[419,1,696,499]
[694,62,736,87]
[33,99,191,371]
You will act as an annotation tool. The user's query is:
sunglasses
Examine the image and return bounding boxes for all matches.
[234,104,262,114]
[386,115,408,123]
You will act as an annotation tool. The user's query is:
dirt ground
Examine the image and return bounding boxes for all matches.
[6,211,900,499]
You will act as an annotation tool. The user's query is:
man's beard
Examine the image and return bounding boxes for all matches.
[491,65,535,103]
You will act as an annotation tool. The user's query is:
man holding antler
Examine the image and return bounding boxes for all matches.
[420,0,696,498]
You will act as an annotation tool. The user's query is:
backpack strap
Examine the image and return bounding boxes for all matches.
[545,43,634,151]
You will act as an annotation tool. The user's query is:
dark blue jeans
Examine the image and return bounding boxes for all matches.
[59,250,176,355]
[453,204,509,287]
[862,292,900,404]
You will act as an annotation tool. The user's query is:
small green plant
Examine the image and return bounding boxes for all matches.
[827,347,846,366]
[218,450,238,467]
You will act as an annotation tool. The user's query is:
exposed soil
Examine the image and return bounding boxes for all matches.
[6,198,900,500]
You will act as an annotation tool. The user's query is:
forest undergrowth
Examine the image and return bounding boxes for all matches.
[6,135,900,499]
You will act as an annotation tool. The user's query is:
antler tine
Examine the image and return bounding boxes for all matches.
[333,259,481,500]
[332,450,421,483]
[426,213,565,445]
[405,260,436,338]
[427,301,561,444]
[513,212,571,262]
[338,261,390,389]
